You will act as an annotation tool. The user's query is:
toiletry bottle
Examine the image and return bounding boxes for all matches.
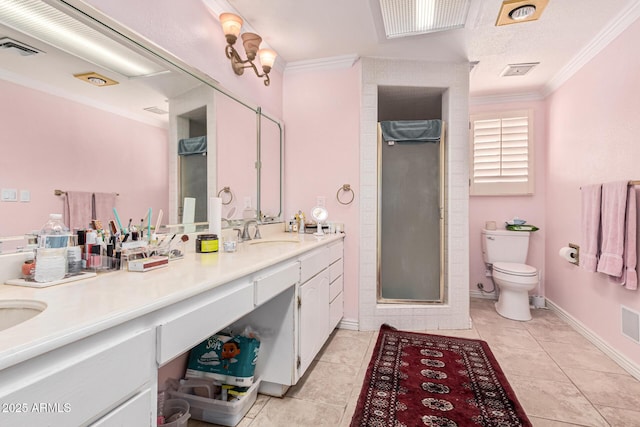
[298,211,305,234]
[35,214,70,282]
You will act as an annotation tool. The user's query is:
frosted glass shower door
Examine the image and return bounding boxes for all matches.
[378,128,444,303]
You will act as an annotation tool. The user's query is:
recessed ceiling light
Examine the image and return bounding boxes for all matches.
[495,0,548,26]
[509,5,536,20]
[74,72,118,87]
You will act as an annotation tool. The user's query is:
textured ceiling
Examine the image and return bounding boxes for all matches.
[211,0,639,100]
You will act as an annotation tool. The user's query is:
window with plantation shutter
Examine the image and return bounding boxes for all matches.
[469,110,534,196]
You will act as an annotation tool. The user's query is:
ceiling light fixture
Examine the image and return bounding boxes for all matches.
[495,0,548,26]
[219,12,277,87]
[74,72,118,87]
[509,5,536,20]
[379,0,472,39]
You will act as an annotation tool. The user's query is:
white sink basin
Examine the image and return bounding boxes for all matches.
[0,299,47,332]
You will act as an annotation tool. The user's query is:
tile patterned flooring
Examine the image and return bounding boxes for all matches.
[189,298,640,427]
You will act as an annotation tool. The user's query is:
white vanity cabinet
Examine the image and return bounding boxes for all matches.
[328,241,344,330]
[0,231,345,424]
[297,247,331,378]
[0,326,155,427]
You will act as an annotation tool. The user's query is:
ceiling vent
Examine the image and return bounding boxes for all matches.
[144,106,169,115]
[378,0,472,39]
[0,37,42,56]
[501,62,539,77]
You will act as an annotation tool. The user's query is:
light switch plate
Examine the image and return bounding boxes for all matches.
[1,188,18,202]
[20,190,31,202]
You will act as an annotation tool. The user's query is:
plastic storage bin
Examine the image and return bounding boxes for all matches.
[170,379,260,427]
[162,399,191,427]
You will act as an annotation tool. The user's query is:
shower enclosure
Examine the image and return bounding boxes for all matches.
[377,86,445,304]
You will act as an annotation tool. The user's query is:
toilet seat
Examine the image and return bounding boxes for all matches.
[493,262,537,277]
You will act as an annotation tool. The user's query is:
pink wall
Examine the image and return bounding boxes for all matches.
[545,18,640,366]
[0,79,168,236]
[282,63,361,322]
[469,101,547,296]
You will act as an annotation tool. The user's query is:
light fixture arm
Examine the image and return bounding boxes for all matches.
[225,44,271,86]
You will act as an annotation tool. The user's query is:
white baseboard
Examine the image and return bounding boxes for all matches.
[469,289,497,300]
[546,298,640,381]
[338,318,359,331]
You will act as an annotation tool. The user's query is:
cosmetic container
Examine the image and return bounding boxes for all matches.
[196,234,218,253]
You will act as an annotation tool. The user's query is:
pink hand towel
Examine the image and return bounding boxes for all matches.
[93,192,117,223]
[580,184,602,272]
[597,181,628,277]
[64,191,93,231]
[610,186,637,290]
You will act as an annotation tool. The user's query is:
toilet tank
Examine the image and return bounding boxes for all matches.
[481,229,531,264]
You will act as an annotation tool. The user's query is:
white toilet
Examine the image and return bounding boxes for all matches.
[481,229,538,321]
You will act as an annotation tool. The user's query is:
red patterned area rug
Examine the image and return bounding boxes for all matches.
[350,324,531,427]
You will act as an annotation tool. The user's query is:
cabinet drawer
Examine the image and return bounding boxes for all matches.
[329,292,343,331]
[90,387,152,426]
[329,275,343,302]
[299,247,330,283]
[329,258,343,283]
[328,241,343,264]
[156,280,254,365]
[0,328,154,427]
[254,261,299,306]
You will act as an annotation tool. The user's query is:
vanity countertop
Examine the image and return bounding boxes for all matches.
[0,229,344,371]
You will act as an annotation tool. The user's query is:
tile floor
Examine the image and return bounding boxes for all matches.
[189,298,640,427]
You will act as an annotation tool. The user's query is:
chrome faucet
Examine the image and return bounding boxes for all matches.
[241,220,261,241]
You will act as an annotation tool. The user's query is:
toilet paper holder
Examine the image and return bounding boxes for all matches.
[569,243,579,265]
[561,243,580,265]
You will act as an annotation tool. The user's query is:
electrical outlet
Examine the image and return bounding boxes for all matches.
[1,188,17,202]
[316,196,326,207]
[20,189,30,202]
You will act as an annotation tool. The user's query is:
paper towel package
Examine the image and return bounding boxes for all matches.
[186,333,260,387]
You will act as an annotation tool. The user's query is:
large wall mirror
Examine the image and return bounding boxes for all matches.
[0,0,282,249]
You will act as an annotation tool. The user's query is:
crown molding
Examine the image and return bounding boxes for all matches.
[285,54,360,73]
[542,1,640,97]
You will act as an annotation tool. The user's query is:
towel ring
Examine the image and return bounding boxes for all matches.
[337,184,355,205]
[217,186,234,205]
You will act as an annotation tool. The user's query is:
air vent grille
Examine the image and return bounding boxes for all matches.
[0,37,42,56]
[501,62,539,77]
[621,305,640,343]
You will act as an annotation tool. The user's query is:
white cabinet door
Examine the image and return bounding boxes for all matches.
[298,269,330,377]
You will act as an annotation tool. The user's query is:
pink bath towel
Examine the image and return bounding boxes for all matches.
[580,184,602,272]
[610,186,638,290]
[597,181,629,277]
[64,191,93,231]
[93,192,117,223]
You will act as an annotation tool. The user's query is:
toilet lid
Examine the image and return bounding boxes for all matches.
[493,262,537,277]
